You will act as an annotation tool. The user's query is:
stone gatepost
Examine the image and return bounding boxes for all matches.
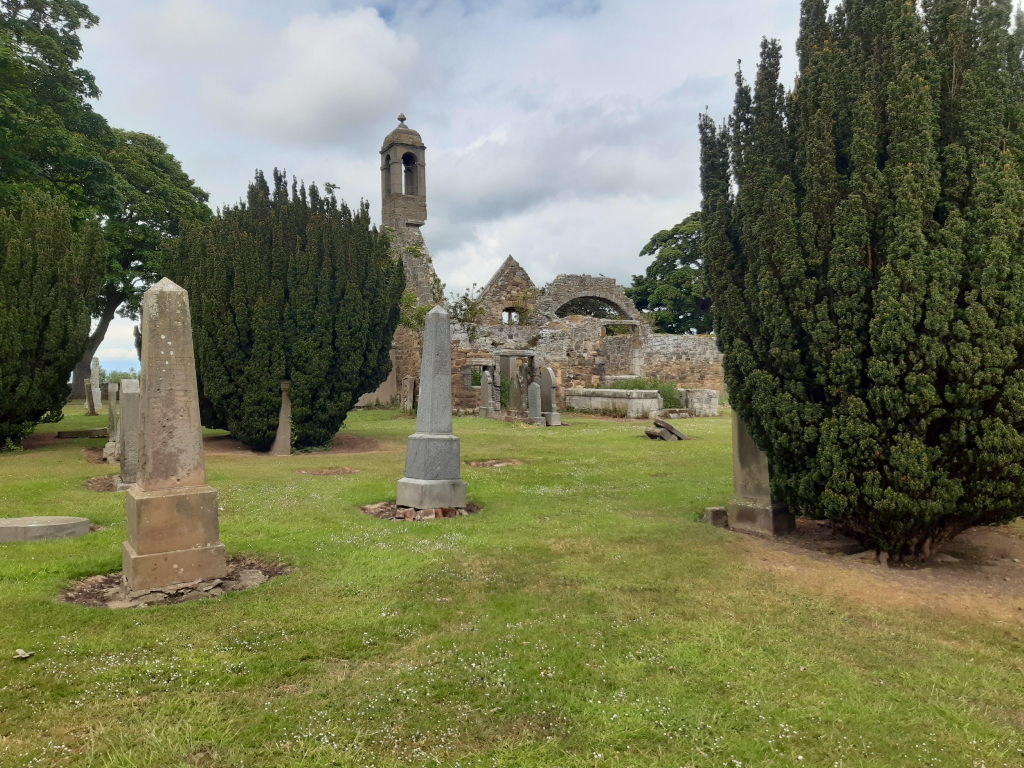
[726,411,795,536]
[541,367,560,427]
[527,381,545,425]
[270,380,291,456]
[122,278,226,591]
[118,379,140,486]
[102,382,120,463]
[479,370,492,417]
[397,306,467,510]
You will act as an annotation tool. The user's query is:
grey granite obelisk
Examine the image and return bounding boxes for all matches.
[122,278,226,590]
[397,306,467,509]
[118,379,140,487]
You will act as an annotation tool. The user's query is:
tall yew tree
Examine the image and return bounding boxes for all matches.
[0,192,105,447]
[702,0,1024,560]
[169,171,404,451]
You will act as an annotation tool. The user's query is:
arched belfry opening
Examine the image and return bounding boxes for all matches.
[382,154,392,196]
[402,153,417,196]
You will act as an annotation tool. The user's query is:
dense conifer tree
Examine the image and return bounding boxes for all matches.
[170,171,404,451]
[0,192,105,447]
[702,0,1024,560]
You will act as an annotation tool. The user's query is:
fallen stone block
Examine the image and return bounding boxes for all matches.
[654,418,691,440]
[0,516,90,543]
[644,426,678,441]
[703,506,728,528]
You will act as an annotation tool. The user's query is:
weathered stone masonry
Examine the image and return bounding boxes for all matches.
[365,116,725,411]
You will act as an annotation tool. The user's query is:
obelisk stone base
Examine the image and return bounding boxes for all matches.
[726,499,795,536]
[122,541,227,591]
[397,478,468,509]
[403,433,461,479]
[124,483,226,588]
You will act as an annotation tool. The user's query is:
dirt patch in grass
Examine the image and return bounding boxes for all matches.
[203,433,381,456]
[83,447,107,464]
[742,523,1024,624]
[60,556,293,609]
[464,459,524,468]
[361,501,482,521]
[83,475,118,492]
[296,467,362,476]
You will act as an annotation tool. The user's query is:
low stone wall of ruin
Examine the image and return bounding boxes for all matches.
[642,334,725,392]
[565,388,662,419]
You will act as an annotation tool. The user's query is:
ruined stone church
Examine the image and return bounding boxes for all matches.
[359,116,724,411]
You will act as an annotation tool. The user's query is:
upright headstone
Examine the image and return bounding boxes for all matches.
[478,370,492,418]
[90,357,102,409]
[540,367,560,426]
[102,382,120,463]
[270,380,291,456]
[118,379,140,486]
[397,306,468,510]
[122,278,226,590]
[401,376,416,412]
[527,381,545,425]
[726,411,795,536]
[509,360,522,412]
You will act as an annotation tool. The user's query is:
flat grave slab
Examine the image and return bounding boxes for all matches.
[0,516,90,542]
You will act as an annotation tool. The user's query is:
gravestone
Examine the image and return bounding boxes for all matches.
[397,306,467,510]
[540,367,560,427]
[726,411,794,536]
[270,380,291,456]
[90,357,102,409]
[401,376,417,412]
[0,516,90,542]
[118,379,140,486]
[102,382,119,463]
[527,381,545,425]
[479,370,492,417]
[122,278,226,591]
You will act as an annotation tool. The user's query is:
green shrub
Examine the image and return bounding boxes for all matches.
[597,377,681,408]
[701,0,1024,560]
[0,193,105,447]
[169,171,404,450]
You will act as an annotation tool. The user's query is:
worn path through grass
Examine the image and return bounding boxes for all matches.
[1,407,1023,767]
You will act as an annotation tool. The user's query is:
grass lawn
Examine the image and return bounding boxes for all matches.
[1,406,1023,767]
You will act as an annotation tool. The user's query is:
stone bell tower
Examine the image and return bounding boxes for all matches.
[382,114,439,304]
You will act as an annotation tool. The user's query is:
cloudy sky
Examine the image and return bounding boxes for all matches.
[80,0,801,373]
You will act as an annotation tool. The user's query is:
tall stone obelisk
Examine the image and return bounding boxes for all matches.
[397,306,467,509]
[122,278,226,590]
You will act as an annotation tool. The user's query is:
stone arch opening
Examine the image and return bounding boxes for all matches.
[383,154,392,195]
[402,153,417,195]
[555,296,624,319]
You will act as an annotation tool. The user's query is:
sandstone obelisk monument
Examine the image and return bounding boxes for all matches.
[122,278,226,590]
[726,411,795,536]
[397,306,467,510]
[269,380,291,456]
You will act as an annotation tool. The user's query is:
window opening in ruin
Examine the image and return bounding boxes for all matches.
[471,366,482,386]
[402,153,417,195]
[555,296,622,319]
[383,154,392,195]
[502,308,520,325]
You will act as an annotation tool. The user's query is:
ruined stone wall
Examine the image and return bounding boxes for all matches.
[602,333,636,376]
[476,256,537,326]
[531,274,641,323]
[641,333,725,391]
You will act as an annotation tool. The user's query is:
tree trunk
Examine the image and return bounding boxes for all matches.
[71,293,124,399]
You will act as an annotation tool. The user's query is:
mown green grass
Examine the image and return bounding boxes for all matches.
[1,406,1022,767]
